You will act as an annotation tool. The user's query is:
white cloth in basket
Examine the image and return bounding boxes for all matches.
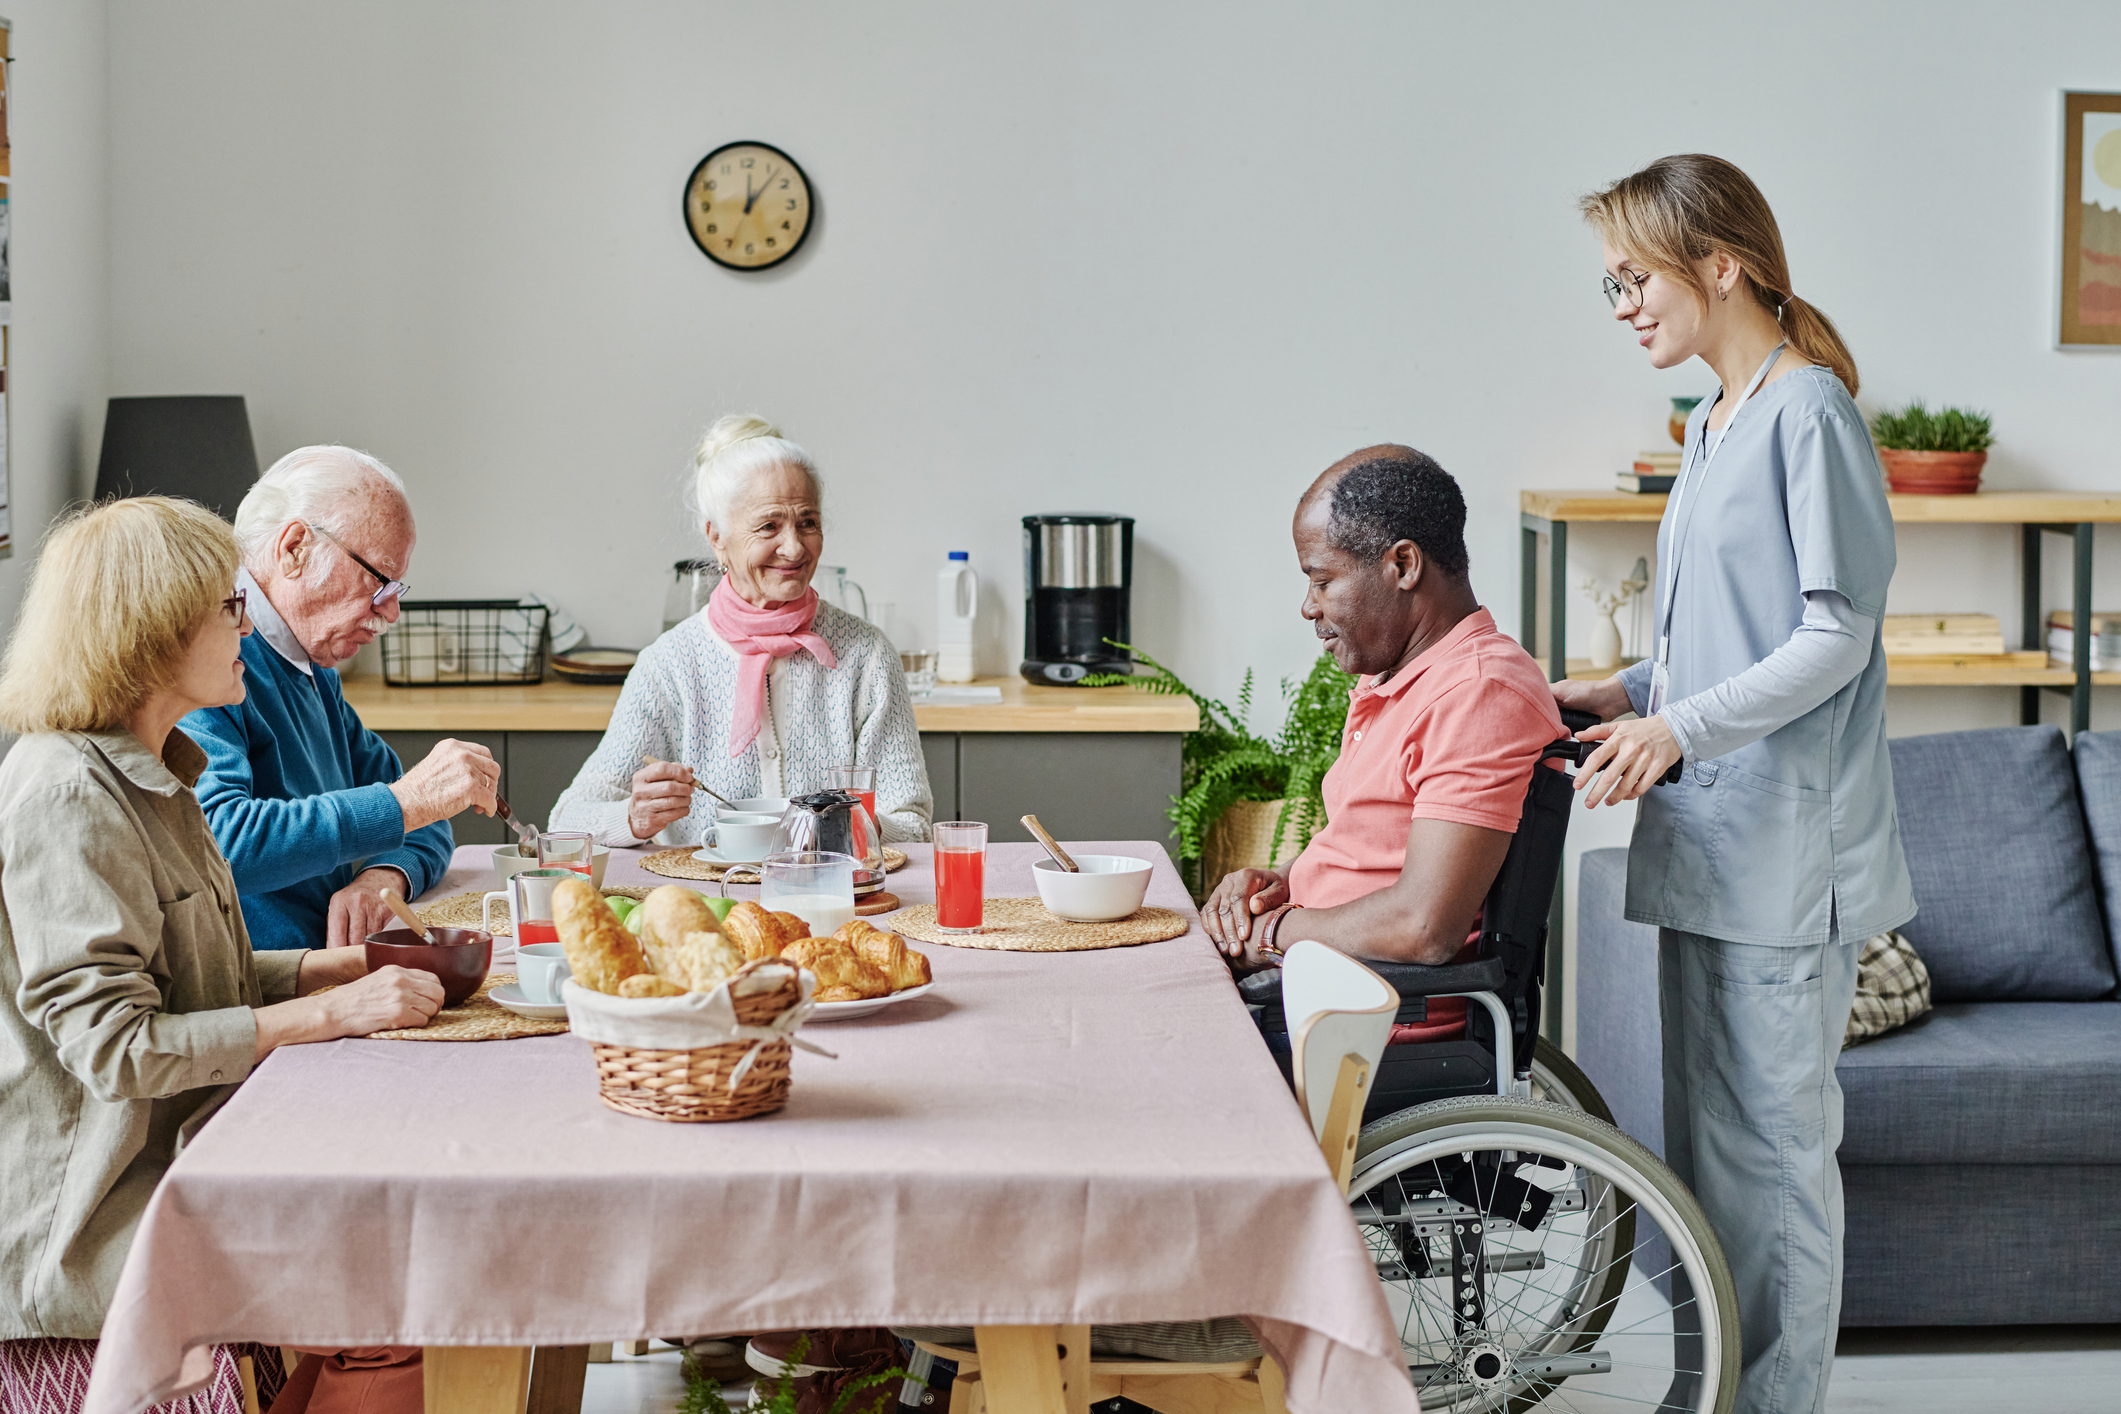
[561,964,821,1087]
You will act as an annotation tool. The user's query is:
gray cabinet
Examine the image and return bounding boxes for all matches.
[923,731,1180,854]
[377,730,510,845]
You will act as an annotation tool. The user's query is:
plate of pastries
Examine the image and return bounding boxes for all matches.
[721,901,935,1020]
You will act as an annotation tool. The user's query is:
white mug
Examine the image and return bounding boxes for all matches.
[513,942,572,1005]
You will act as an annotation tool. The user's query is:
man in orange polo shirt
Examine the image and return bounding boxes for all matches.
[1202,445,1562,1039]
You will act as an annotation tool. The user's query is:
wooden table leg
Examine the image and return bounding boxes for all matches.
[424,1346,533,1414]
[526,1346,589,1414]
[973,1327,1069,1414]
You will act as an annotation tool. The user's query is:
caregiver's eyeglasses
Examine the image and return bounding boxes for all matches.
[306,523,410,609]
[221,587,248,625]
[1603,269,1651,311]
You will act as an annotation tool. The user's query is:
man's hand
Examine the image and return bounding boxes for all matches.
[1575,715,1683,808]
[389,739,500,832]
[326,867,412,949]
[628,760,696,843]
[1202,868,1289,957]
[1551,674,1634,722]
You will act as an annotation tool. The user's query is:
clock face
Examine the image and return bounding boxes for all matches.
[684,142,813,270]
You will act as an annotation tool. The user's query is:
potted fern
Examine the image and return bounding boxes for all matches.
[1869,400,1994,495]
[1086,646,1353,898]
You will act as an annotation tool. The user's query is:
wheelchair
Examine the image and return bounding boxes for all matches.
[1240,711,1741,1413]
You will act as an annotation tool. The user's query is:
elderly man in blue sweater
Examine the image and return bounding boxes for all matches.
[184,445,501,950]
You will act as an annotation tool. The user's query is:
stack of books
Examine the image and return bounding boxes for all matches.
[1617,450,1681,493]
[1882,614,2006,657]
[2047,611,2121,671]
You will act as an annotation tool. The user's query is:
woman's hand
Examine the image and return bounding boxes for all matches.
[628,760,696,842]
[1575,715,1683,807]
[255,964,445,1061]
[1202,868,1290,958]
[1551,674,1634,722]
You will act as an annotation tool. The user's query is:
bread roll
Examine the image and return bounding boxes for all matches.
[552,878,649,994]
[639,886,725,983]
[617,973,686,999]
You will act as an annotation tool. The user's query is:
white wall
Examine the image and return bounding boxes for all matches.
[98,2,2121,1041]
[0,1,108,633]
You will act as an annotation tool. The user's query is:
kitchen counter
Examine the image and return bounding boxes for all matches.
[338,674,1199,734]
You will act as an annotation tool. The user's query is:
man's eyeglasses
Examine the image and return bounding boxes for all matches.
[1603,269,1651,311]
[305,523,410,609]
[222,587,248,625]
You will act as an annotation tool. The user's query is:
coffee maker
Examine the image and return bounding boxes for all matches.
[1020,514,1134,685]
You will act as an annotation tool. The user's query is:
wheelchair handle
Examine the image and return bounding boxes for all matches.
[1551,708,1684,786]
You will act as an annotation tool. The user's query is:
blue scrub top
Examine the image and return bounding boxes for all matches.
[1615,365,1916,947]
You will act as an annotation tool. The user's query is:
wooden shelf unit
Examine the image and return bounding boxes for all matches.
[1521,489,2121,734]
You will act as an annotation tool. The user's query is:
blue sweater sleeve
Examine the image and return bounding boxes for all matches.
[184,700,410,895]
[338,690,454,896]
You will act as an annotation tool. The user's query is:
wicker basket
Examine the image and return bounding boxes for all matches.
[587,969,803,1123]
[1201,797,1298,884]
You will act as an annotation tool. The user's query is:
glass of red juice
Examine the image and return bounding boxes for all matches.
[829,765,878,828]
[934,821,988,933]
[481,868,576,952]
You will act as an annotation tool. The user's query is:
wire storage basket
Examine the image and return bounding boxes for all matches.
[379,600,550,686]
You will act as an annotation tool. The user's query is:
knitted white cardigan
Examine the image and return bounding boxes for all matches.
[549,602,933,847]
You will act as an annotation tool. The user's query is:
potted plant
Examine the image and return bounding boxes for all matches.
[1086,645,1353,899]
[1869,400,1994,495]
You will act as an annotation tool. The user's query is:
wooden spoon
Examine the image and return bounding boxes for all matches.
[378,888,433,943]
[1021,814,1079,873]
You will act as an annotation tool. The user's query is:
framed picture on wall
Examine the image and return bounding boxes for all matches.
[2060,90,2121,348]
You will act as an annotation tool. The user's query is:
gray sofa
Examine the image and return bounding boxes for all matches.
[1576,725,2121,1326]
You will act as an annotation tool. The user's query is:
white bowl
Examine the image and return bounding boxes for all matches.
[725,796,790,817]
[1032,854,1153,922]
[492,843,610,888]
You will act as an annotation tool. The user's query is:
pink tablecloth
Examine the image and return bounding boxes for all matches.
[86,842,1415,1414]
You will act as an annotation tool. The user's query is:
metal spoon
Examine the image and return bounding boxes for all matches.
[492,792,538,853]
[1020,814,1079,873]
[378,887,434,943]
[643,755,739,810]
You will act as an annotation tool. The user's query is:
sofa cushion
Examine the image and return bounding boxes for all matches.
[2070,729,2121,978]
[1835,1001,2121,1163]
[1887,727,2116,1000]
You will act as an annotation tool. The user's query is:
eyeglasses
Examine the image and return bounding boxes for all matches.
[221,587,248,625]
[1603,269,1652,311]
[305,523,410,609]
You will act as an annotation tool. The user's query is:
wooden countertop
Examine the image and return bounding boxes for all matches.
[339,674,1200,735]
[1522,488,2121,524]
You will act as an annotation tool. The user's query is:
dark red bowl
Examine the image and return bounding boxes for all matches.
[363,927,494,1006]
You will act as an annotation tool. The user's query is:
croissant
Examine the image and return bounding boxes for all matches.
[617,973,686,999]
[782,936,891,1002]
[552,879,649,995]
[723,900,811,961]
[639,886,726,984]
[834,919,932,991]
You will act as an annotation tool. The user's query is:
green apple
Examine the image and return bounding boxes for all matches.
[694,891,737,923]
[624,908,648,934]
[604,896,636,919]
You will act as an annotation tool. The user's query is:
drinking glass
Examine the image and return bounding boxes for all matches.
[481,868,575,954]
[900,650,937,695]
[537,830,594,876]
[934,821,987,934]
[762,850,858,937]
[828,765,878,827]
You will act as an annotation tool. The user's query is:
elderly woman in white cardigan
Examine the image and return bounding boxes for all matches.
[551,416,932,847]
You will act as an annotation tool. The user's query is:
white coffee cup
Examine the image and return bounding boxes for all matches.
[514,942,573,1005]
[711,812,782,859]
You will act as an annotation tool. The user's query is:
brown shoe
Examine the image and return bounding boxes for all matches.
[744,1328,905,1414]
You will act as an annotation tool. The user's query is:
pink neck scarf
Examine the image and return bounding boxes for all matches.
[707,576,838,757]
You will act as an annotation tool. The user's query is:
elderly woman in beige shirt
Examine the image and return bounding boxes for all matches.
[0,498,441,1411]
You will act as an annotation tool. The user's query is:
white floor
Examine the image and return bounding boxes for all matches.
[579,1328,2121,1414]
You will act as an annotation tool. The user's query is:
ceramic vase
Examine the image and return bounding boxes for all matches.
[1590,610,1624,670]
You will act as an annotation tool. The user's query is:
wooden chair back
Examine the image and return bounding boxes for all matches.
[1281,939,1399,1195]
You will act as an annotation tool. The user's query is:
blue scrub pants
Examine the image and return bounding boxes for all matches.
[1658,930,1860,1414]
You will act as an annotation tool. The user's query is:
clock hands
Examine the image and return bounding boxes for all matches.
[743,165,777,215]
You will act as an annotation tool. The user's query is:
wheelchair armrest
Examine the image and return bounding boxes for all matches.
[1237,953,1507,1008]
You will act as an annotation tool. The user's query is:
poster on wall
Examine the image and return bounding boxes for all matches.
[2060,90,2121,349]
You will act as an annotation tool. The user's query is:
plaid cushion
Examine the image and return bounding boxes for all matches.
[0,1339,285,1414]
[1844,930,1932,1048]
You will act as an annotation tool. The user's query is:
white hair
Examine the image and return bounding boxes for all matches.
[690,414,821,537]
[233,445,410,562]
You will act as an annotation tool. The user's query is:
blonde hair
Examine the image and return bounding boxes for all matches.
[0,497,240,733]
[690,414,820,536]
[233,444,407,562]
[1580,154,1859,397]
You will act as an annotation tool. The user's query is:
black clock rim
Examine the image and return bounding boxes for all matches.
[684,140,814,271]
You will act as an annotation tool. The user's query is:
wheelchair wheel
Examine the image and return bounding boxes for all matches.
[1527,1038,1613,1125]
[1351,1096,1738,1413]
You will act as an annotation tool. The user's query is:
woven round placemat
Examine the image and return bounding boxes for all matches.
[888,898,1190,952]
[360,973,571,1041]
[417,884,654,936]
[640,845,909,882]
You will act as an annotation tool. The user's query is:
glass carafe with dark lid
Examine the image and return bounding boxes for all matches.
[663,558,720,635]
[772,789,886,895]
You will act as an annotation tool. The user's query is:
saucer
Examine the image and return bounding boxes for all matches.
[489,983,568,1020]
[692,845,767,867]
[808,982,935,1022]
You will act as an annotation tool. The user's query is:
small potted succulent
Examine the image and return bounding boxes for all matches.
[1869,400,1994,495]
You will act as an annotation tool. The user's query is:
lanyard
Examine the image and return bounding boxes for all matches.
[1655,341,1785,668]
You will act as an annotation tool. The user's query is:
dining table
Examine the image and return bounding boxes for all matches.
[83,840,1417,1414]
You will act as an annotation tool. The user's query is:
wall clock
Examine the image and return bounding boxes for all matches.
[684,141,813,270]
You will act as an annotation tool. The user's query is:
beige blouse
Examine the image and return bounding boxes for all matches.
[0,728,303,1339]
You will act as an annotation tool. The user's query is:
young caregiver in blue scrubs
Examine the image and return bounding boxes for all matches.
[1558,154,1915,1414]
